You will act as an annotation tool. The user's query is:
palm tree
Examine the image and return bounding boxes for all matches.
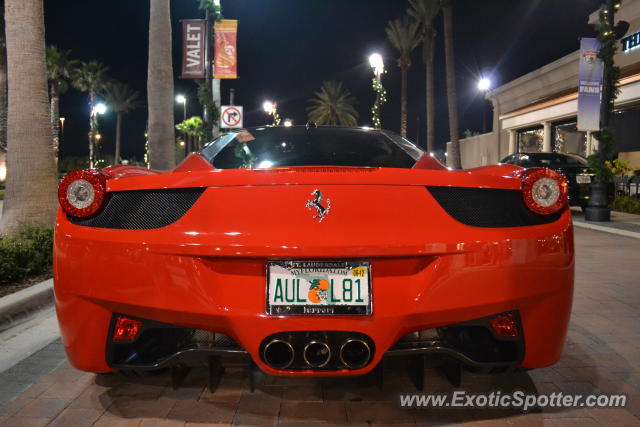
[0,8,7,154]
[102,81,143,164]
[176,116,205,153]
[72,60,108,168]
[147,0,175,170]
[386,16,420,137]
[441,0,461,169]
[408,0,440,152]
[1,0,58,235]
[46,46,77,155]
[307,81,359,126]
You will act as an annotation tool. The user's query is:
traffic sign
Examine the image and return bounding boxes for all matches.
[221,105,243,129]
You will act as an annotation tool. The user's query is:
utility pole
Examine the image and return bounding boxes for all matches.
[211,0,222,139]
[203,8,211,132]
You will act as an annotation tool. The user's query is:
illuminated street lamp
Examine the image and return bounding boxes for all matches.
[176,94,187,121]
[369,53,387,129]
[369,53,384,78]
[284,119,293,127]
[92,103,107,116]
[477,77,491,92]
[263,100,281,126]
[263,101,275,114]
[59,117,66,133]
[477,76,492,133]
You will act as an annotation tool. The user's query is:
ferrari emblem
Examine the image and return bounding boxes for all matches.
[305,189,331,223]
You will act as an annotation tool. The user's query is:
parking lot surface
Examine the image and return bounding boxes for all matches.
[0,227,639,426]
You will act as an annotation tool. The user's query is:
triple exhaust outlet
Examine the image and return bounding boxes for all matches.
[263,337,371,370]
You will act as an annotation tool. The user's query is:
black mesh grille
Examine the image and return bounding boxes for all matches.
[426,186,563,228]
[68,188,205,229]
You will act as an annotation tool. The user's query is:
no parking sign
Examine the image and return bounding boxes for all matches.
[220,105,243,129]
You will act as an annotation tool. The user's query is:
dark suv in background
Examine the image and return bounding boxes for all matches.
[500,152,609,210]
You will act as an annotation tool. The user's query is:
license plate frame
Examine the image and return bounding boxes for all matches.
[266,260,372,316]
[576,175,592,184]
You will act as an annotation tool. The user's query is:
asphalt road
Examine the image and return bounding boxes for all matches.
[0,226,639,425]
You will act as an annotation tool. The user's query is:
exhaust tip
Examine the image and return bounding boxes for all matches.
[339,339,371,369]
[263,339,294,369]
[303,341,331,368]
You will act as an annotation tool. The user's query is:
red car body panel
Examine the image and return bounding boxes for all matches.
[54,154,574,376]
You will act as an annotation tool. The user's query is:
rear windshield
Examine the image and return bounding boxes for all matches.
[503,153,588,168]
[200,127,421,169]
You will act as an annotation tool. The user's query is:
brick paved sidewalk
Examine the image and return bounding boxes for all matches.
[1,227,639,426]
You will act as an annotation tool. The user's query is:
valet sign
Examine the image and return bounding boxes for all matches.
[181,20,206,79]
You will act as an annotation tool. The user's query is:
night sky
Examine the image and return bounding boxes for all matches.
[45,0,602,161]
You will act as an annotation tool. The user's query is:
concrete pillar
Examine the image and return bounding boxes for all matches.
[508,130,516,155]
[542,122,552,152]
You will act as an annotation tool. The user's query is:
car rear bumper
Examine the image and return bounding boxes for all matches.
[54,204,574,377]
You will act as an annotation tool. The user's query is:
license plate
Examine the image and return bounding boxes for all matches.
[576,175,591,184]
[266,261,371,315]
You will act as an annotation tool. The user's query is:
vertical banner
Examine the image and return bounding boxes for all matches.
[181,20,206,79]
[214,20,238,79]
[577,38,604,131]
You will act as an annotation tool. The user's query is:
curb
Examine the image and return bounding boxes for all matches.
[0,278,54,333]
[573,221,640,239]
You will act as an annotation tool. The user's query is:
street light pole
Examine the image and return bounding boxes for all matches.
[263,101,281,126]
[585,0,623,222]
[89,103,107,168]
[369,53,387,129]
[175,95,187,122]
[477,77,492,133]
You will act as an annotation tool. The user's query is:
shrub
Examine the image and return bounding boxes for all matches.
[0,226,53,285]
[611,197,640,215]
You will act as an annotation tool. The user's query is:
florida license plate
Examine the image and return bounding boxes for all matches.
[576,175,591,184]
[266,261,371,315]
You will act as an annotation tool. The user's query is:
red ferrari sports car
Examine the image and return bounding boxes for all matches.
[54,125,574,388]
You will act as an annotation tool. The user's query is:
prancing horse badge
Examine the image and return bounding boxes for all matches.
[305,189,331,223]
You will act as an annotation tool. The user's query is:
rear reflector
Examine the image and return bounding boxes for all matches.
[489,313,519,338]
[113,316,143,342]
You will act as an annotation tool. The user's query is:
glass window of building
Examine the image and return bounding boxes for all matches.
[554,121,587,157]
[517,127,543,153]
[611,106,640,155]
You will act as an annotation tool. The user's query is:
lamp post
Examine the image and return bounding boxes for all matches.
[477,77,492,133]
[176,94,187,122]
[263,100,281,126]
[89,103,107,168]
[58,117,66,156]
[584,0,627,222]
[369,53,387,129]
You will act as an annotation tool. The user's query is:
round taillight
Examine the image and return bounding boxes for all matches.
[520,168,568,215]
[58,169,109,217]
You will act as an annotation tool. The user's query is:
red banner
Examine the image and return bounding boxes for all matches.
[214,20,238,79]
[181,20,206,79]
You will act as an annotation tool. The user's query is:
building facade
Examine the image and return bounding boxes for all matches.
[454,0,640,169]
